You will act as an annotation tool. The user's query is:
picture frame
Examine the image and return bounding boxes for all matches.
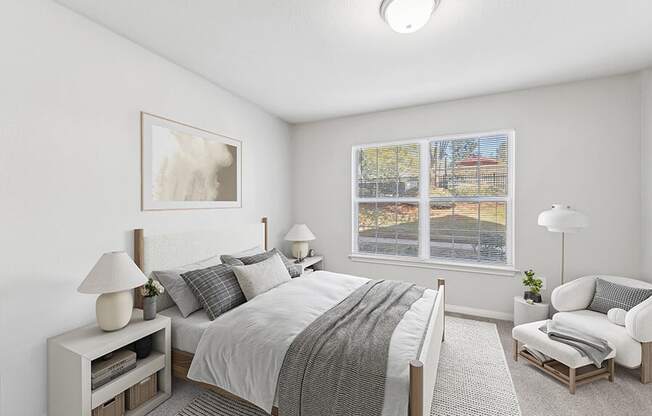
[141,112,242,210]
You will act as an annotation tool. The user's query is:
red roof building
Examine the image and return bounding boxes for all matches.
[457,156,499,166]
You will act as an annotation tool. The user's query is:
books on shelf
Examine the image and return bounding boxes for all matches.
[91,349,137,390]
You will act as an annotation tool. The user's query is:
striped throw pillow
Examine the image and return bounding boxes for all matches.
[588,278,652,314]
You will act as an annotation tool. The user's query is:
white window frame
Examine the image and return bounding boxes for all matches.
[350,130,517,276]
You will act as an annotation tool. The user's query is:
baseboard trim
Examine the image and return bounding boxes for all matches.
[446,304,513,321]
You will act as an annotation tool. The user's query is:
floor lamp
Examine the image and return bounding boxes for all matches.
[537,204,589,286]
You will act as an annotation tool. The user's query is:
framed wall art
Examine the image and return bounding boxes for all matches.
[141,112,241,210]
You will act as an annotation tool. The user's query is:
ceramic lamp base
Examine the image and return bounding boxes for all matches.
[291,241,310,259]
[96,290,133,331]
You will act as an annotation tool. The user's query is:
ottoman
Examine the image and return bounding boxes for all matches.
[512,320,616,394]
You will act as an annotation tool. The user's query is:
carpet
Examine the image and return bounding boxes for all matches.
[431,317,521,416]
[174,316,521,416]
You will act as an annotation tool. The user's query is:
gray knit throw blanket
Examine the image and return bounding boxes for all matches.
[277,279,426,416]
[539,320,613,367]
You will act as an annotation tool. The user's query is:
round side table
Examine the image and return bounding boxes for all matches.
[513,296,550,326]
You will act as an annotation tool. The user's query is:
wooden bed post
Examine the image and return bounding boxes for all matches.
[261,217,268,251]
[409,360,423,416]
[438,278,445,342]
[134,228,145,309]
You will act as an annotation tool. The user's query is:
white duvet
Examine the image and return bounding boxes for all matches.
[187,271,437,415]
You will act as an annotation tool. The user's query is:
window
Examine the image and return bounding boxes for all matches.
[352,131,514,269]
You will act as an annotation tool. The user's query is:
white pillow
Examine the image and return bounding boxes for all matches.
[607,308,627,326]
[232,253,291,300]
[153,255,221,317]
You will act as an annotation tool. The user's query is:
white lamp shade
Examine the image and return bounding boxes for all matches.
[284,224,316,242]
[537,204,589,234]
[78,251,148,294]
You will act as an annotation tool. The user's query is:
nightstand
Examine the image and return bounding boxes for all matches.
[292,255,324,275]
[513,296,550,326]
[47,309,171,416]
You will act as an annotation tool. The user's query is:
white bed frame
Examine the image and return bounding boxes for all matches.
[133,217,445,416]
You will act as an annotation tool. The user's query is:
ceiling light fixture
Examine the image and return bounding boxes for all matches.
[380,0,440,34]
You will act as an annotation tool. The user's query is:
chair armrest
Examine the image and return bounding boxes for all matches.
[551,276,596,312]
[626,297,652,343]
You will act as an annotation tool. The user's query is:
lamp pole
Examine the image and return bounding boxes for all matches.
[560,232,565,286]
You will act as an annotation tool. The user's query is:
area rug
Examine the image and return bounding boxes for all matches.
[176,317,521,416]
[177,390,267,416]
[431,317,521,416]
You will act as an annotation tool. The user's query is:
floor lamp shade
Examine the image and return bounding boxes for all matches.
[537,204,589,233]
[78,252,148,331]
[284,224,316,259]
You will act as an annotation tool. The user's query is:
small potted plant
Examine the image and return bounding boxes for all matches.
[522,269,543,303]
[141,278,165,320]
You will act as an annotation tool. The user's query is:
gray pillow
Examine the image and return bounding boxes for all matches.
[152,255,221,317]
[221,248,302,278]
[588,278,652,314]
[181,264,246,321]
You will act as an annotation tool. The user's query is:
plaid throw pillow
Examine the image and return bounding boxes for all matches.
[221,248,302,278]
[588,278,652,314]
[181,264,246,320]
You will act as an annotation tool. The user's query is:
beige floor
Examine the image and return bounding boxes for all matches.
[148,313,652,416]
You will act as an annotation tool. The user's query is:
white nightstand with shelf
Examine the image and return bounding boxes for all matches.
[292,255,324,275]
[47,309,171,416]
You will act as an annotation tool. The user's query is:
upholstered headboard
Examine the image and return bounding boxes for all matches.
[133,217,268,309]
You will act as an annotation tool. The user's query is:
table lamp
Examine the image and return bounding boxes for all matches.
[78,251,148,331]
[537,204,589,286]
[284,224,316,261]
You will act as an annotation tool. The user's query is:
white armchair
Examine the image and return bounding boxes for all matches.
[551,275,652,383]
[626,296,652,343]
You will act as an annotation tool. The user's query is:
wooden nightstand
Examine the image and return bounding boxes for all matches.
[291,255,324,275]
[47,309,171,416]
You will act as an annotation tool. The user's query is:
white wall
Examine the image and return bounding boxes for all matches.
[642,69,652,281]
[0,1,292,415]
[291,74,642,318]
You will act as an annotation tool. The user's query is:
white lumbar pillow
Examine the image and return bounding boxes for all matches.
[232,253,291,300]
[607,308,627,326]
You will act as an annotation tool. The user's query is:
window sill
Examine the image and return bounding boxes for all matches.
[348,253,519,277]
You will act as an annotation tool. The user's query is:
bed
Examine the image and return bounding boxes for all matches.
[133,218,445,416]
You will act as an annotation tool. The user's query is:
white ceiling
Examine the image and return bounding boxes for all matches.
[56,0,652,123]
